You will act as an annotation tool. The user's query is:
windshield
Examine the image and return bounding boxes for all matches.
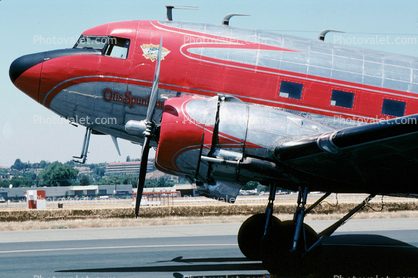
[73,35,109,51]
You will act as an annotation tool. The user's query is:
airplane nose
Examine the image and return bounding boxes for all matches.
[9,52,45,102]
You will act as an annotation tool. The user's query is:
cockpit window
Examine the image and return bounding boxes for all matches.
[73,35,130,59]
[73,35,109,50]
[104,37,130,59]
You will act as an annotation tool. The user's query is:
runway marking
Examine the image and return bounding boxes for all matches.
[0,243,237,254]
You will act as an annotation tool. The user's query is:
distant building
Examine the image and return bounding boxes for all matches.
[132,184,197,197]
[105,161,154,176]
[74,166,93,176]
[175,184,197,197]
[0,184,133,201]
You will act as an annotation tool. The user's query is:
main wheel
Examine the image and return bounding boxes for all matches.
[260,220,320,276]
[237,213,281,260]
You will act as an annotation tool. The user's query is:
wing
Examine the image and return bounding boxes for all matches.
[274,114,418,196]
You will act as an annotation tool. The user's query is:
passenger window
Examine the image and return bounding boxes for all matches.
[382,99,406,117]
[279,81,303,100]
[330,90,354,108]
[105,37,130,59]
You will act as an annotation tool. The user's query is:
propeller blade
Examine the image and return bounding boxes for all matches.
[135,136,151,217]
[146,37,163,123]
[135,37,164,217]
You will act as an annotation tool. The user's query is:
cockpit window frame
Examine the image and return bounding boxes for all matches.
[104,36,130,59]
[73,35,131,59]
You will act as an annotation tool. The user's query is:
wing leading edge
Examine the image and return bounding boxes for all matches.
[274,114,418,196]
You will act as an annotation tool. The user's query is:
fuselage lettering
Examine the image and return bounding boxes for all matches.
[102,87,164,109]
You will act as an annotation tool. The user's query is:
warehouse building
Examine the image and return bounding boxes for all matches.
[0,184,132,201]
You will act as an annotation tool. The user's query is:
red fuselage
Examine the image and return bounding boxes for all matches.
[11,20,418,134]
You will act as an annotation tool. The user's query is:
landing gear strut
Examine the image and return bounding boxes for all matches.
[72,127,91,164]
[260,186,319,276]
[237,184,376,276]
[237,183,280,260]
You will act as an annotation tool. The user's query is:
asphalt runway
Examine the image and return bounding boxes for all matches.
[1,218,417,278]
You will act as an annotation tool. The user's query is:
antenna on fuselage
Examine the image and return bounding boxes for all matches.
[222,13,250,26]
[165,5,198,21]
[318,29,345,41]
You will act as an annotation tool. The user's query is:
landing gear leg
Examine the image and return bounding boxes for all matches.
[306,193,376,254]
[72,127,91,164]
[263,183,277,235]
[237,183,280,260]
[260,186,319,276]
[292,186,309,251]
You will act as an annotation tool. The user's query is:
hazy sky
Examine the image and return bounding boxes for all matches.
[1,0,418,167]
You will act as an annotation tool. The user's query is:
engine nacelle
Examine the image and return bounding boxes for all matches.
[155,95,331,202]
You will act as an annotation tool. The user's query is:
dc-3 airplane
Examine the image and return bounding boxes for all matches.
[9,7,418,276]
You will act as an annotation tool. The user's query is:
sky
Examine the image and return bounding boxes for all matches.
[1,0,418,167]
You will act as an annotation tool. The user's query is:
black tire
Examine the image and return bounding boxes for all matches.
[260,220,320,276]
[237,213,281,260]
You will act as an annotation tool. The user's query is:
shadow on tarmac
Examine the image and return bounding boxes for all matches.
[57,234,418,278]
[320,234,418,277]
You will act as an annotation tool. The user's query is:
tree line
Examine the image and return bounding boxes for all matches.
[1,158,180,188]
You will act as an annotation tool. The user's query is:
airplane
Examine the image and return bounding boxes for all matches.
[9,6,418,276]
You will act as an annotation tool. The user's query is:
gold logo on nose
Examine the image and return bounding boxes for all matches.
[140,43,170,62]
